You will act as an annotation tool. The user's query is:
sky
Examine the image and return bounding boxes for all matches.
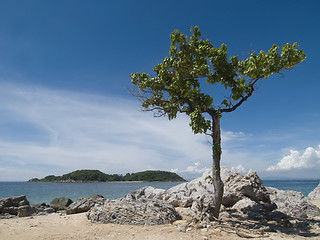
[0,0,319,181]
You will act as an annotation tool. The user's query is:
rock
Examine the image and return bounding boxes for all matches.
[44,207,55,214]
[307,182,320,201]
[223,171,270,207]
[66,194,105,214]
[160,168,229,208]
[231,197,257,210]
[267,187,320,218]
[18,205,38,217]
[50,197,73,211]
[87,197,181,225]
[155,167,270,220]
[126,186,165,200]
[0,196,29,216]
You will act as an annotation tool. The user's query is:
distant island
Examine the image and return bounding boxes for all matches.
[28,169,186,182]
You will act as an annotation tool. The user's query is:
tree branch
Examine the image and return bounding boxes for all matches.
[220,78,260,113]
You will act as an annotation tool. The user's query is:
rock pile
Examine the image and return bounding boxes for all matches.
[87,194,181,225]
[118,168,320,223]
[267,187,320,218]
[145,168,272,220]
[0,195,30,217]
[0,195,57,218]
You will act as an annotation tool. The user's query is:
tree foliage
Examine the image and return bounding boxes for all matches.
[131,26,306,134]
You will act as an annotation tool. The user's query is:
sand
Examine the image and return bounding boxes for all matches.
[0,201,319,240]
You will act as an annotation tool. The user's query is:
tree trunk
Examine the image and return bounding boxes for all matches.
[211,114,224,219]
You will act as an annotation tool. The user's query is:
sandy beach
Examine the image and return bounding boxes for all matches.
[1,201,319,240]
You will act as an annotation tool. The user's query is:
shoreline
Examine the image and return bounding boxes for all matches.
[0,201,319,240]
[26,180,186,183]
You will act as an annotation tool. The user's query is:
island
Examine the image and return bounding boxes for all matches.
[28,169,186,182]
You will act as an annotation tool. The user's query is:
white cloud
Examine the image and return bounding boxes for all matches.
[171,161,207,174]
[230,164,247,174]
[1,83,318,180]
[267,145,320,171]
[221,131,248,142]
[0,83,213,180]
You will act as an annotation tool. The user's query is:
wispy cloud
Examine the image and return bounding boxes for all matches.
[0,83,319,180]
[267,145,320,172]
[0,84,213,180]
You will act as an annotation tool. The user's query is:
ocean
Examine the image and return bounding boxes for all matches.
[0,180,319,205]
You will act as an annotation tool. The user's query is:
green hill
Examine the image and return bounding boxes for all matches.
[28,169,185,182]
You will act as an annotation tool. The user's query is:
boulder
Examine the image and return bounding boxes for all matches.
[0,196,30,216]
[223,171,270,207]
[126,186,165,200]
[154,167,270,218]
[44,207,55,214]
[267,187,320,218]
[159,168,231,208]
[87,196,181,225]
[66,194,105,214]
[50,197,73,211]
[18,205,38,217]
[307,182,320,201]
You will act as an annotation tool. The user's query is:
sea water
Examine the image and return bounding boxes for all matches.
[0,181,182,205]
[0,180,319,205]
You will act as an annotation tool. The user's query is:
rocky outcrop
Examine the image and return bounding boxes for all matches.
[159,168,270,209]
[267,187,320,218]
[50,197,73,211]
[307,182,320,201]
[127,168,320,222]
[67,194,105,214]
[223,171,270,207]
[87,195,181,225]
[124,168,271,221]
[156,168,229,209]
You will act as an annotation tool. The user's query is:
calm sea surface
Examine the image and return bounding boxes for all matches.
[0,180,319,205]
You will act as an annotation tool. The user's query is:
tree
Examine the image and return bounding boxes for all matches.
[130,26,306,219]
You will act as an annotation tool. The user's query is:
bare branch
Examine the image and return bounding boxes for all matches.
[220,78,260,113]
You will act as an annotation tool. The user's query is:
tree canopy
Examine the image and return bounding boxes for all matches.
[131,26,306,134]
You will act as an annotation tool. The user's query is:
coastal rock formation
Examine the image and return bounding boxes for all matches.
[223,171,270,207]
[0,195,29,216]
[87,195,181,225]
[163,168,268,210]
[267,187,320,218]
[126,168,271,221]
[307,182,320,201]
[67,194,105,214]
[125,168,320,223]
[50,197,73,211]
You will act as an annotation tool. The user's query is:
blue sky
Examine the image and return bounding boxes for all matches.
[0,0,319,181]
